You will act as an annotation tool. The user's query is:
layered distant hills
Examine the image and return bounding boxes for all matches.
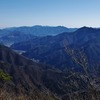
[0,25,77,36]
[0,26,77,46]
[11,27,100,70]
[0,26,100,100]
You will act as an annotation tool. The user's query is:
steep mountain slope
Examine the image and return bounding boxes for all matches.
[0,44,59,100]
[0,45,100,100]
[11,27,100,70]
[79,37,100,78]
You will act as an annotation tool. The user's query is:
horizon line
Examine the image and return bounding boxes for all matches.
[0,25,100,29]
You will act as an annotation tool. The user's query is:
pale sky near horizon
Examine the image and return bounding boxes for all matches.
[0,0,100,28]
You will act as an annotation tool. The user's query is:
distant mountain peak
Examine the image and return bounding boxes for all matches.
[81,26,93,29]
[76,26,96,33]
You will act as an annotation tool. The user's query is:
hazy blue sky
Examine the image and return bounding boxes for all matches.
[0,0,100,28]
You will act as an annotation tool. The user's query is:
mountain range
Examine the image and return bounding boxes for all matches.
[0,26,77,46]
[0,26,100,100]
[0,44,100,100]
[0,45,97,100]
[11,27,100,71]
